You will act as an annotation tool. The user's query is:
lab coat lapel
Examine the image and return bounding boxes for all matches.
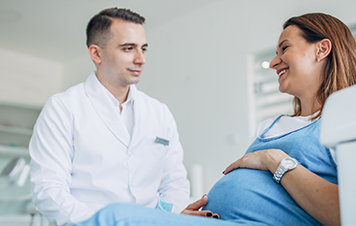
[84,72,131,147]
[130,86,148,147]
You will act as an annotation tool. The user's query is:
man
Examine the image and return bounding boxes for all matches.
[30,8,190,226]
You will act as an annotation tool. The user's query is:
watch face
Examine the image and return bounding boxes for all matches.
[282,158,297,169]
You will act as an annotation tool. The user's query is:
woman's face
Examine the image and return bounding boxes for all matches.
[269,25,321,100]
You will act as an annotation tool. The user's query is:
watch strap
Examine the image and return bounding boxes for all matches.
[273,157,299,184]
[273,165,285,183]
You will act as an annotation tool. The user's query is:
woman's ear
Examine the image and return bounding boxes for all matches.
[88,44,102,64]
[317,38,332,61]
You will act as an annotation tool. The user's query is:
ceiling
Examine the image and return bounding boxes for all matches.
[0,0,218,63]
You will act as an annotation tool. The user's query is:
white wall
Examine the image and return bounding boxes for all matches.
[140,2,253,193]
[61,54,95,90]
[0,49,62,106]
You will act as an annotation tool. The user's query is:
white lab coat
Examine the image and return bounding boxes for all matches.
[29,72,190,226]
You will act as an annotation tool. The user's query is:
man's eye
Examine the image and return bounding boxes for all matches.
[282,46,289,52]
[123,47,132,51]
[142,48,147,52]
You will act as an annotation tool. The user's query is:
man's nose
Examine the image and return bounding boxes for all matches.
[134,50,145,65]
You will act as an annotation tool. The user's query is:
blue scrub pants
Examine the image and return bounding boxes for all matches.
[75,203,267,226]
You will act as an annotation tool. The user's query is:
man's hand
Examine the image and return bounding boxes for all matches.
[181,195,220,219]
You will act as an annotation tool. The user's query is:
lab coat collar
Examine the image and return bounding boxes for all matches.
[126,85,137,104]
[104,84,137,110]
[84,71,131,147]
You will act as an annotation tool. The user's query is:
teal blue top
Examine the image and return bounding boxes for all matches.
[203,116,337,226]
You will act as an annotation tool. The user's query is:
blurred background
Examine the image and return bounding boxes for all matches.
[1,0,356,225]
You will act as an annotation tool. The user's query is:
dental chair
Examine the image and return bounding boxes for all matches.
[320,84,356,226]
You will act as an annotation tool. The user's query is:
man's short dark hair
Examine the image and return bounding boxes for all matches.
[86,8,145,48]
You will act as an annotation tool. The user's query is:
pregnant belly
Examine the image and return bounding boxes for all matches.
[202,169,319,225]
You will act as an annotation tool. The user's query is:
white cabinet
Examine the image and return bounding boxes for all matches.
[0,102,42,157]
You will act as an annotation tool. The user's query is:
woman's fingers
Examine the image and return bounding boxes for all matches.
[223,160,240,175]
[223,149,287,175]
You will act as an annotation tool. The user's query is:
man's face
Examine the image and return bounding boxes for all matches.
[98,19,147,88]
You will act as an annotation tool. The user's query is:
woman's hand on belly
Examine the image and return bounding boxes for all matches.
[181,195,220,219]
[223,149,288,175]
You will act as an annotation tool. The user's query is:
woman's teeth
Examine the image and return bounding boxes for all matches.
[278,69,286,76]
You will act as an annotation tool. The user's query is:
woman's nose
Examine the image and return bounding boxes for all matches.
[269,55,281,69]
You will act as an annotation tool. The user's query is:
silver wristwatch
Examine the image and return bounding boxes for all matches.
[273,157,299,183]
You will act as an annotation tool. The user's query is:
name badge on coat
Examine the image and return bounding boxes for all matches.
[155,137,169,146]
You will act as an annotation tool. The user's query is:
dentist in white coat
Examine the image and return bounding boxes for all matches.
[29,8,190,226]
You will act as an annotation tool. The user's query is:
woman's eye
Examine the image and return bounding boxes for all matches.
[282,46,288,52]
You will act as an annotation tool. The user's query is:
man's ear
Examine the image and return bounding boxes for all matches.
[317,38,332,61]
[88,44,102,64]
